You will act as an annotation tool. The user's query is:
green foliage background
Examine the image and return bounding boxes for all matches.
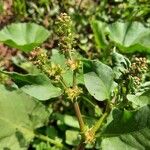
[0,0,150,150]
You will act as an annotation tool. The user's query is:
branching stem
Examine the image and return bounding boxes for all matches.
[92,102,111,133]
[76,140,85,150]
[35,134,63,148]
[59,76,68,88]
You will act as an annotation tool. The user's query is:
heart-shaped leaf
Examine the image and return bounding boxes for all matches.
[83,60,114,101]
[3,72,62,100]
[108,22,150,53]
[0,23,50,52]
[101,106,150,150]
[92,21,150,53]
[0,85,49,150]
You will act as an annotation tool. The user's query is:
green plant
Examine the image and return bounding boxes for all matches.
[0,0,3,13]
[13,0,27,17]
[0,13,150,150]
[0,23,50,52]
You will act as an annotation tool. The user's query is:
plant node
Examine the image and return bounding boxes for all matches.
[65,86,82,101]
[84,127,95,144]
[67,58,80,71]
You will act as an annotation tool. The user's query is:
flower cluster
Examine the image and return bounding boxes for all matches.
[66,58,81,71]
[84,128,95,144]
[65,86,82,101]
[29,47,49,64]
[29,47,64,81]
[46,63,64,80]
[55,13,74,54]
[130,57,147,75]
[129,56,148,91]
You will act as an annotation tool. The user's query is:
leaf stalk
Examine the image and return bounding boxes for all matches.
[92,102,111,133]
[35,134,63,148]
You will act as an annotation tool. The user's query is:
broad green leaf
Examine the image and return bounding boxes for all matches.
[54,113,79,129]
[54,113,97,131]
[101,106,150,150]
[0,85,49,150]
[65,130,80,146]
[3,72,62,100]
[103,106,150,135]
[91,20,108,49]
[83,60,114,101]
[101,128,150,150]
[107,22,150,53]
[127,91,150,108]
[0,23,50,52]
[12,55,40,74]
[92,21,150,53]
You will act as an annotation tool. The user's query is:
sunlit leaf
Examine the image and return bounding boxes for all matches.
[92,21,150,53]
[0,23,50,52]
[0,85,49,150]
[83,60,114,101]
[101,106,150,150]
[3,72,62,100]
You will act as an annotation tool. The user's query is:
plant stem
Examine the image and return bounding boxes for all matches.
[72,68,85,149]
[76,140,85,150]
[65,51,85,148]
[73,100,85,132]
[59,76,67,88]
[72,68,85,132]
[35,134,63,148]
[92,102,111,133]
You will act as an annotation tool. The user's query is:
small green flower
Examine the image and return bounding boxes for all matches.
[55,13,74,54]
[30,47,64,81]
[0,73,9,84]
[65,86,82,101]
[84,127,95,144]
[66,58,81,71]
[46,63,64,80]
